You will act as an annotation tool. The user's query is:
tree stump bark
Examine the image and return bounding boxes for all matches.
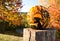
[23,28,56,41]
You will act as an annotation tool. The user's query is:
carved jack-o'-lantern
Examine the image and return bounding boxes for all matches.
[27,6,50,29]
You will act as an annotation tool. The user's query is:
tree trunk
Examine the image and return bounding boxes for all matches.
[23,28,56,41]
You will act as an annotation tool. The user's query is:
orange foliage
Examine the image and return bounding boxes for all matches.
[0,7,22,26]
[48,4,60,30]
[38,0,60,30]
[0,0,22,26]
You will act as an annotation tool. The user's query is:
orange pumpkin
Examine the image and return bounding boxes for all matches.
[27,6,50,28]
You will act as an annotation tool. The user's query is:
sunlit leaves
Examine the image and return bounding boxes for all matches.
[0,0,23,26]
[48,5,60,30]
[0,0,22,12]
[38,0,60,30]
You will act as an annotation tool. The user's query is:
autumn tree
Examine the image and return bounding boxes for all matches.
[38,0,60,30]
[48,0,60,30]
[0,0,23,26]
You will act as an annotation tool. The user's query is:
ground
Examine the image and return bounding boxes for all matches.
[0,33,23,41]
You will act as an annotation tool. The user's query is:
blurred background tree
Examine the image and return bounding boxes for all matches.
[0,0,23,25]
[0,0,23,32]
[38,0,60,30]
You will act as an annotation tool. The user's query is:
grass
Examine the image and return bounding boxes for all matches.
[0,33,23,41]
[0,29,23,41]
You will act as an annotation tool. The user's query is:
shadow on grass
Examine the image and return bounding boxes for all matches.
[0,29,23,37]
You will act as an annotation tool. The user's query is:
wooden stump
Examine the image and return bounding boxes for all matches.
[23,28,56,41]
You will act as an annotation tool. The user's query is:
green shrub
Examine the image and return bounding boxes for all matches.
[56,30,60,38]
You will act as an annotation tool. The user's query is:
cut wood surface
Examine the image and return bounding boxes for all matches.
[23,28,56,41]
